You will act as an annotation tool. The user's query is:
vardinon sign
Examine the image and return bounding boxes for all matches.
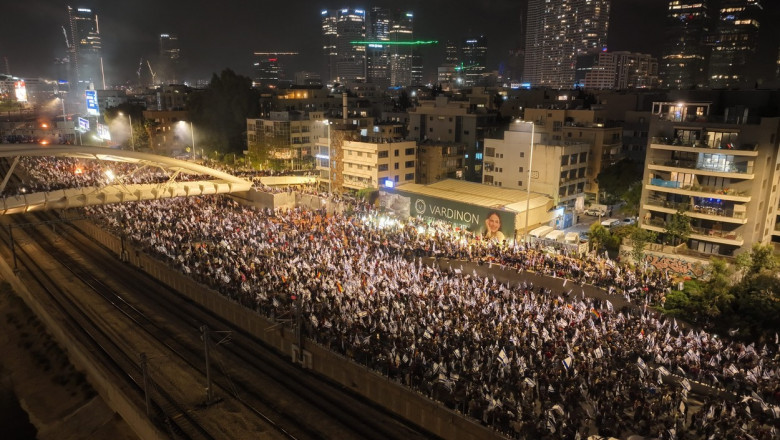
[379,189,515,242]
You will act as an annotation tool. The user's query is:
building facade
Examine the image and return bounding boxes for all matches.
[523,0,610,89]
[708,0,762,88]
[67,6,103,90]
[660,0,710,89]
[638,101,780,257]
[584,51,659,90]
[407,96,499,183]
[159,33,180,85]
[322,9,366,84]
[482,121,590,207]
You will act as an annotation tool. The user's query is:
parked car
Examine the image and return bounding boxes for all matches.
[622,217,636,226]
[585,208,606,216]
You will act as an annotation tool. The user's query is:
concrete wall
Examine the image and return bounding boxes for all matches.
[75,220,504,440]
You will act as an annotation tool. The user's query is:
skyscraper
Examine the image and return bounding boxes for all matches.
[321,9,366,84]
[523,0,610,89]
[659,0,710,89]
[365,7,391,89]
[708,0,762,88]
[159,33,180,85]
[67,6,103,90]
[461,35,487,87]
[388,12,414,87]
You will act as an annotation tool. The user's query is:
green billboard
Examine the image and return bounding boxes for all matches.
[379,189,515,242]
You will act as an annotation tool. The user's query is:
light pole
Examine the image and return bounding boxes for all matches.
[317,120,332,193]
[189,121,195,160]
[119,112,134,151]
[522,120,536,246]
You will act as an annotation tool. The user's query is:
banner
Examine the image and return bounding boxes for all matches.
[379,188,515,242]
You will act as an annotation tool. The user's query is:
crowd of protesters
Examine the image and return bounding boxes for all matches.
[12,157,780,439]
[82,193,780,439]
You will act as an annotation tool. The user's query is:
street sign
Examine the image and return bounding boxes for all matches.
[85,90,99,116]
[78,117,89,132]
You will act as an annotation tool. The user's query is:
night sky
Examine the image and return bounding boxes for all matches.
[2,0,778,85]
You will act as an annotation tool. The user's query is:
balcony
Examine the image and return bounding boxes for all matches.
[650,137,758,157]
[642,217,743,245]
[648,159,754,179]
[646,179,751,201]
[643,197,747,224]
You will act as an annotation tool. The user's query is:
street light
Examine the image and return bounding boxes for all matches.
[178,121,195,160]
[118,112,134,151]
[520,119,535,246]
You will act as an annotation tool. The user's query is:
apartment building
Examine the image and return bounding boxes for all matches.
[638,101,780,257]
[482,121,589,208]
[315,121,416,192]
[524,108,623,198]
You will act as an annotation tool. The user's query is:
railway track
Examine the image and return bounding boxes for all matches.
[1,210,434,440]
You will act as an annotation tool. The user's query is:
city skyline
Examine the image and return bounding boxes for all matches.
[2,0,779,87]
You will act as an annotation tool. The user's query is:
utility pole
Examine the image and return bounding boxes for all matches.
[201,325,213,404]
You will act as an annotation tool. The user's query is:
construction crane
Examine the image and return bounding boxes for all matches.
[147,60,156,85]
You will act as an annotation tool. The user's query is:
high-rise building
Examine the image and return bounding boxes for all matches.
[660,1,710,89]
[461,36,488,87]
[159,33,180,85]
[253,52,298,89]
[389,12,414,87]
[321,9,366,84]
[67,6,103,90]
[708,0,762,88]
[523,0,610,89]
[584,51,659,90]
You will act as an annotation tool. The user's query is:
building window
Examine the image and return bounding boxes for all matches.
[517,181,523,186]
[484,175,494,184]
[378,164,389,171]
[519,167,524,172]
[579,152,587,163]
[464,130,470,135]
[520,152,524,158]
[405,148,415,155]
[395,149,400,156]
[561,156,569,166]
[405,173,414,181]
[405,161,414,168]
[485,147,495,157]
[378,151,389,158]
[394,163,399,169]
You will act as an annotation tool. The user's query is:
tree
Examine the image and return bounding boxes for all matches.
[735,243,778,279]
[595,159,644,206]
[628,227,657,265]
[187,69,260,153]
[588,223,610,253]
[664,210,692,246]
[622,182,643,216]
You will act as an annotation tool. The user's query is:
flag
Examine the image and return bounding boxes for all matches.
[562,356,573,370]
[498,349,509,366]
[637,357,647,370]
[605,300,613,312]
[680,378,691,391]
[523,377,536,388]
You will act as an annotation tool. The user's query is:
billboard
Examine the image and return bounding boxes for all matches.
[14,81,27,102]
[97,123,111,140]
[78,117,89,132]
[85,90,99,116]
[379,189,515,242]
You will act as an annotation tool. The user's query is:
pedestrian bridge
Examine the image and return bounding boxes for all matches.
[0,145,252,215]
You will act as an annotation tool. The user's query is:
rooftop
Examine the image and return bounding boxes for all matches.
[394,179,551,213]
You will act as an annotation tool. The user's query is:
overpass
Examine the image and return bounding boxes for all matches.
[0,145,252,215]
